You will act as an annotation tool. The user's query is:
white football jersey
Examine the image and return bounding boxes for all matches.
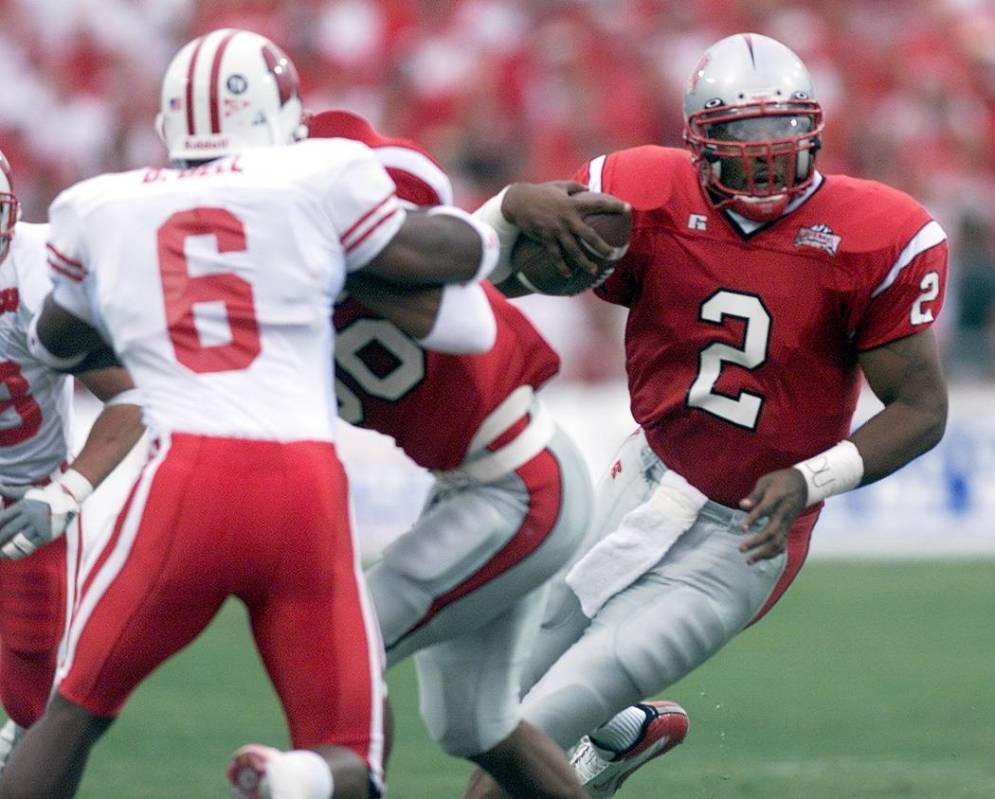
[48,139,405,442]
[0,221,75,482]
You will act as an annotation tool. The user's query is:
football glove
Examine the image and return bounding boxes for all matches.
[0,470,93,560]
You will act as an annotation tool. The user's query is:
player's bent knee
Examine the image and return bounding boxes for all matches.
[423,708,520,759]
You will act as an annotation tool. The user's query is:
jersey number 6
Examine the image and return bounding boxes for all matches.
[157,208,262,374]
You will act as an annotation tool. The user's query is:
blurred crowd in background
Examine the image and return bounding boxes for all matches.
[1,0,992,381]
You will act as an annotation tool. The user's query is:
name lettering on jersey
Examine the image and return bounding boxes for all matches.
[0,288,18,315]
[142,156,243,184]
[688,213,708,231]
[794,224,841,256]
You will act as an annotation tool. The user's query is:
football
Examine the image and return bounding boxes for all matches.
[507,194,632,296]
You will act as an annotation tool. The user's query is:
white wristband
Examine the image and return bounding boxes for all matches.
[472,186,519,284]
[105,388,141,407]
[426,205,500,282]
[792,440,864,506]
[57,468,95,504]
[416,282,496,354]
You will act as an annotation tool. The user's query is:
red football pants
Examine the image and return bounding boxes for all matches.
[58,434,385,775]
[0,535,69,727]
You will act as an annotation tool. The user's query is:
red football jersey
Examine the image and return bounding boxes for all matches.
[334,283,559,470]
[577,146,948,506]
[313,111,561,470]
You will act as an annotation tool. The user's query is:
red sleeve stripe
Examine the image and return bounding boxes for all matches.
[48,259,84,282]
[46,242,84,269]
[344,204,402,254]
[341,191,397,242]
[46,244,87,277]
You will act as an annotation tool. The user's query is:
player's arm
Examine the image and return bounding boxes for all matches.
[344,273,495,353]
[68,367,145,490]
[0,362,145,561]
[361,206,499,286]
[28,294,106,367]
[737,330,947,564]
[849,329,947,480]
[475,181,630,296]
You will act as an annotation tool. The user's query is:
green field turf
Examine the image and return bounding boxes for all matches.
[28,560,995,797]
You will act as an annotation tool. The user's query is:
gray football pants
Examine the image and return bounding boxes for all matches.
[519,429,788,750]
[365,424,591,756]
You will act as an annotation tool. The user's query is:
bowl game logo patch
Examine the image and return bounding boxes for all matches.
[794,224,842,256]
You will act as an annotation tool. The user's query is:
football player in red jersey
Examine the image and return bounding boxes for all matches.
[309,109,625,799]
[466,33,948,797]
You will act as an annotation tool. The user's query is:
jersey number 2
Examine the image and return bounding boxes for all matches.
[157,208,261,373]
[687,290,771,430]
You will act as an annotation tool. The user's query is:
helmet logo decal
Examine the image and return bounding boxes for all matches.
[262,44,298,107]
[227,74,248,94]
[794,224,841,256]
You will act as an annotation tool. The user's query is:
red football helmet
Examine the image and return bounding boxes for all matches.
[683,33,823,221]
[0,151,18,264]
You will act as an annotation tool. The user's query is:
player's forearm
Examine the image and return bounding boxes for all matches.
[69,404,145,489]
[363,208,498,285]
[848,396,947,486]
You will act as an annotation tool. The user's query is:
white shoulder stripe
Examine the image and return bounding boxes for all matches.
[588,155,607,193]
[871,220,947,298]
[374,146,454,206]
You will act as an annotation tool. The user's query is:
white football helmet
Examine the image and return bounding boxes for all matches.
[683,33,823,221]
[0,151,18,264]
[157,28,307,163]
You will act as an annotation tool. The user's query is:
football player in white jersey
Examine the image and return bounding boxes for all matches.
[0,149,143,774]
[0,29,501,799]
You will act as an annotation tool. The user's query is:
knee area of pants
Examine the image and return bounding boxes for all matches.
[615,609,729,696]
[423,710,518,758]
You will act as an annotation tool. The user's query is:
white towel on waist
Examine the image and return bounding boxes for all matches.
[565,470,708,618]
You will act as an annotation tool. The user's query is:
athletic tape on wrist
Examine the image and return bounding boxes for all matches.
[792,440,864,506]
[472,186,518,284]
[58,468,95,504]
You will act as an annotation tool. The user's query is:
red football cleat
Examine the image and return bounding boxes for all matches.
[570,700,689,797]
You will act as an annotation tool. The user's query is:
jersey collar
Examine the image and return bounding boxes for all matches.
[724,171,825,236]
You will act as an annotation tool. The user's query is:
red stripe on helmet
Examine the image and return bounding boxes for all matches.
[261,44,299,107]
[209,30,239,134]
[184,36,206,135]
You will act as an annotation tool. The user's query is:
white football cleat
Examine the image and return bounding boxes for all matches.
[227,744,281,798]
[570,700,689,798]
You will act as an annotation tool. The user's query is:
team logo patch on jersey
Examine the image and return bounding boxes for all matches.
[688,213,708,231]
[794,224,842,256]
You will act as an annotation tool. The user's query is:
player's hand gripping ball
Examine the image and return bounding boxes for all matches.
[510,192,632,296]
